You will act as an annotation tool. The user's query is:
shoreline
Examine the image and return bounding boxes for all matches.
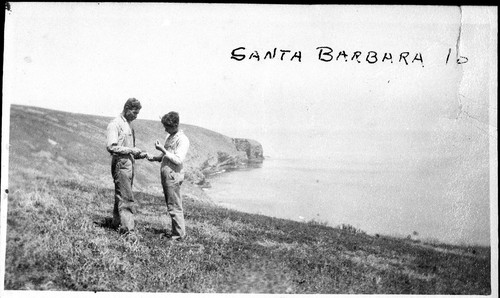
[192,158,491,249]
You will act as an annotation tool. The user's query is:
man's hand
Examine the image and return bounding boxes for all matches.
[130,147,142,155]
[146,154,157,162]
[155,140,164,151]
[136,151,149,159]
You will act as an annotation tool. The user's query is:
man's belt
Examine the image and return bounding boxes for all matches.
[111,153,134,158]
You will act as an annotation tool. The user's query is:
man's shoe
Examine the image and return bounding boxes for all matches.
[170,235,186,242]
[160,232,172,239]
[162,234,186,242]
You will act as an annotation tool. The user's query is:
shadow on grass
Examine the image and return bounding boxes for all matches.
[93,217,116,230]
[143,226,168,235]
[93,215,171,238]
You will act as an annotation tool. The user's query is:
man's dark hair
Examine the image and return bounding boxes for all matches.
[124,98,142,110]
[161,112,180,127]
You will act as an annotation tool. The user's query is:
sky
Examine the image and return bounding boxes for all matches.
[4,3,492,159]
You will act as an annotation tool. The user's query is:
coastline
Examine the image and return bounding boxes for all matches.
[197,156,491,248]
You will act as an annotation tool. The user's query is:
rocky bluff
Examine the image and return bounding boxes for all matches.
[185,137,265,188]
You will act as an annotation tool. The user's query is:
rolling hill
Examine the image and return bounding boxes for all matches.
[7,104,263,197]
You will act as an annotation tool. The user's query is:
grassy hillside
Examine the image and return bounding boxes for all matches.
[8,104,254,195]
[4,105,492,294]
[4,176,491,294]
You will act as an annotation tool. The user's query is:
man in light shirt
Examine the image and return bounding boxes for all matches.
[106,98,148,235]
[148,111,190,241]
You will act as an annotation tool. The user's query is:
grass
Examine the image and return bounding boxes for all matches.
[4,175,491,294]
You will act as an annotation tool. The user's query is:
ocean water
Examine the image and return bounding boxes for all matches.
[204,130,491,246]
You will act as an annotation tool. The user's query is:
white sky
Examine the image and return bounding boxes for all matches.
[2,3,494,158]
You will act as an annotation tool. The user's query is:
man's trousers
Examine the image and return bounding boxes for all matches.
[161,165,186,238]
[111,155,136,232]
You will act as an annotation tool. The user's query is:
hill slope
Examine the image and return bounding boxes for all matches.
[8,104,263,196]
[3,104,492,294]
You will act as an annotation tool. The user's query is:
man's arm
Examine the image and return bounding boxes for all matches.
[156,136,190,166]
[106,122,142,155]
[147,152,165,162]
[149,140,166,162]
[107,143,142,156]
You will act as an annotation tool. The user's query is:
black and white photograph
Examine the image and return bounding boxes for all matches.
[1,3,497,296]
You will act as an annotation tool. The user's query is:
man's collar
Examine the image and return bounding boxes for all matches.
[168,129,183,138]
[120,113,128,123]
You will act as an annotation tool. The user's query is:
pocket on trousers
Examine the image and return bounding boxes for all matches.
[170,171,184,185]
[117,159,133,179]
[176,172,185,185]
